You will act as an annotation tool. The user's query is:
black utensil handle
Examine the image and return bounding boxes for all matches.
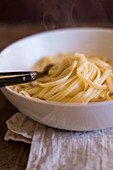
[0,73,36,87]
[0,71,36,76]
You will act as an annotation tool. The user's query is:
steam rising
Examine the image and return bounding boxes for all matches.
[42,0,107,30]
[42,0,76,30]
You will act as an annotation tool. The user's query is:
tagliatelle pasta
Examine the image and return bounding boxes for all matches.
[11,52,113,103]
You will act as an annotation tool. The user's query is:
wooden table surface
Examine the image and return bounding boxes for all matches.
[0,22,113,170]
[0,23,46,170]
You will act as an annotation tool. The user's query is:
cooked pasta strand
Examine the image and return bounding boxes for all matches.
[11,52,113,103]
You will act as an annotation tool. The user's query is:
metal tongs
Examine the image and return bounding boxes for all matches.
[0,64,53,87]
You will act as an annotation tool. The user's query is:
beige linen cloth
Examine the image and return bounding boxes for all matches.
[4,112,113,170]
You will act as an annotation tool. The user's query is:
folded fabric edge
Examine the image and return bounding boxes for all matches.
[4,130,32,144]
[5,112,36,139]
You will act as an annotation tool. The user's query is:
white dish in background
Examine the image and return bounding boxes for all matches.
[1,28,113,131]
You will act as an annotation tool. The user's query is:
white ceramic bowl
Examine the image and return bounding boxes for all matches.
[1,28,113,131]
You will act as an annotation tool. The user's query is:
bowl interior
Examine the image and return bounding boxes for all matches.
[1,28,113,72]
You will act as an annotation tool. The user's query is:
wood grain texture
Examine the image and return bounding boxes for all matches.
[0,24,46,170]
[0,90,29,170]
[0,6,113,167]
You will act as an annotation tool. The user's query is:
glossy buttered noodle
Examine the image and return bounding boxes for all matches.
[12,52,113,103]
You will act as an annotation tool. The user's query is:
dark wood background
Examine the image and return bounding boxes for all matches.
[0,0,113,170]
[0,0,113,26]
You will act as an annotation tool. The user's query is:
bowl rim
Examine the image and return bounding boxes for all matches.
[1,27,113,108]
[1,26,113,53]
